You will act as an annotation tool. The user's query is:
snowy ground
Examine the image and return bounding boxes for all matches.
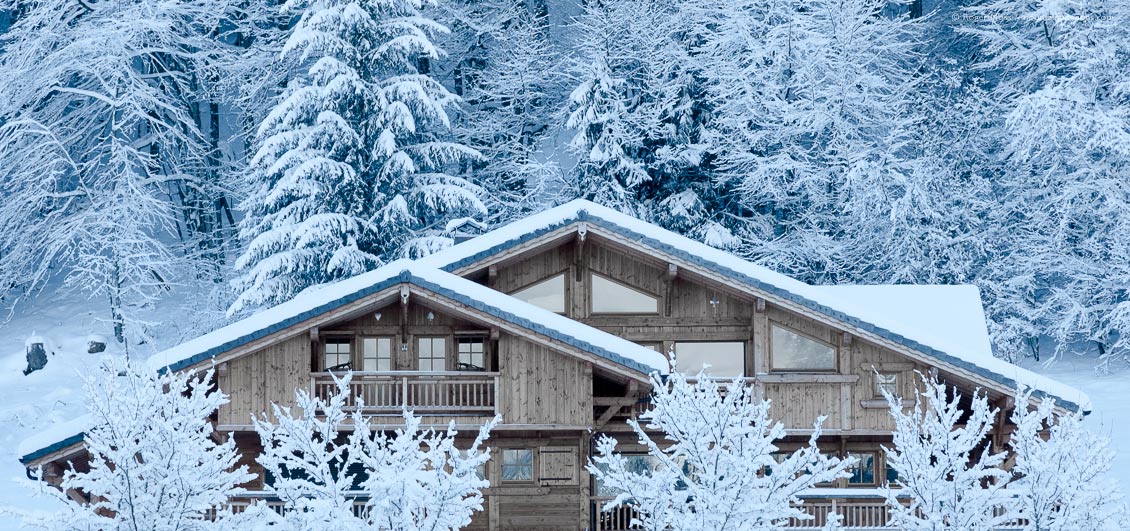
[0,292,1127,530]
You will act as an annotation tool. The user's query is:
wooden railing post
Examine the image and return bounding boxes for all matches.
[401,376,409,409]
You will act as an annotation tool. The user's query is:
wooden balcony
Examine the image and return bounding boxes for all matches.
[311,371,499,415]
[591,495,1025,530]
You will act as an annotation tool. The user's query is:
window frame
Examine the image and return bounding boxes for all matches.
[874,372,899,398]
[845,451,879,487]
[322,336,354,372]
[671,340,747,378]
[509,272,568,314]
[360,336,393,372]
[588,272,661,315]
[501,448,535,483]
[416,336,448,372]
[456,336,488,372]
[768,322,838,373]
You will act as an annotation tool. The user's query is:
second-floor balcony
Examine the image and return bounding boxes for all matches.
[311,371,499,416]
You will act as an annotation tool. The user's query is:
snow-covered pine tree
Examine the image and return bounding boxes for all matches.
[882,374,1012,531]
[253,375,499,531]
[1008,388,1126,531]
[562,0,716,224]
[962,0,1130,362]
[232,0,484,315]
[590,364,851,531]
[22,360,252,531]
[0,0,240,343]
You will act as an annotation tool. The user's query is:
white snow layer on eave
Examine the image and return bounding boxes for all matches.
[18,413,91,459]
[419,200,1090,410]
[145,259,415,373]
[816,284,1091,411]
[412,268,668,373]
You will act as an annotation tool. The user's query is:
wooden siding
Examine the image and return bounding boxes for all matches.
[218,335,309,426]
[499,336,592,425]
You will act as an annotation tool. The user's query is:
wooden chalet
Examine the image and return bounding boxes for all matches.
[20,200,1090,531]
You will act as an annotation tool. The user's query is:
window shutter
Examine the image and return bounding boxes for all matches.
[538,446,578,486]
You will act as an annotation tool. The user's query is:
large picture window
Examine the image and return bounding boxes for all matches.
[590,273,659,314]
[672,341,745,377]
[417,337,447,371]
[511,274,566,313]
[324,338,352,371]
[362,337,392,371]
[770,324,836,371]
[593,454,664,496]
[847,452,877,485]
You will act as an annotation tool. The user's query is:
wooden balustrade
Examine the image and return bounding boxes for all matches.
[311,371,499,415]
[591,496,1025,530]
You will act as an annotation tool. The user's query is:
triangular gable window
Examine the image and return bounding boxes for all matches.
[511,273,566,313]
[591,273,659,314]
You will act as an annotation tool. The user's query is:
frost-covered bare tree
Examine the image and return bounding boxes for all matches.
[231,0,485,315]
[253,375,498,531]
[686,0,925,282]
[590,364,851,531]
[442,0,562,222]
[21,360,252,531]
[1008,388,1126,531]
[963,0,1130,362]
[882,375,1012,531]
[0,0,241,343]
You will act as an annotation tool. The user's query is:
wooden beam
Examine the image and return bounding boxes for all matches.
[756,297,766,313]
[666,263,678,280]
[487,265,498,288]
[841,331,853,347]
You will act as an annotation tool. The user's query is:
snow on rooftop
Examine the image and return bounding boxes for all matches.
[420,199,1091,411]
[146,258,666,376]
[17,413,88,460]
[145,259,414,373]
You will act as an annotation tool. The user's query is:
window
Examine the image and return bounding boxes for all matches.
[324,338,351,371]
[460,449,487,480]
[362,337,392,371]
[457,338,486,371]
[418,337,447,371]
[594,454,664,496]
[875,373,898,397]
[770,324,836,371]
[502,449,533,481]
[847,453,877,485]
[885,461,899,485]
[511,274,566,313]
[590,273,659,314]
[672,341,745,377]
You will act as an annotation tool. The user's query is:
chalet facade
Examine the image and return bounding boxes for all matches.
[20,200,1090,531]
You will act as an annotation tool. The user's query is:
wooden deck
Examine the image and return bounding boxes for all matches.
[311,371,499,415]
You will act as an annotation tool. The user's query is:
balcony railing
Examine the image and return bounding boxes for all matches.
[591,496,1026,530]
[311,371,499,415]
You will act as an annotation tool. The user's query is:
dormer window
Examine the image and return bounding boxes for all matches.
[590,273,659,314]
[511,273,566,313]
[769,324,836,371]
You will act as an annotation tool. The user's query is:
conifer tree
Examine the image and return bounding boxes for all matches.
[233,0,483,315]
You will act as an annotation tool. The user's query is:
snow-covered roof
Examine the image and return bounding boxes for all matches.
[23,261,667,465]
[147,262,665,377]
[419,199,1092,413]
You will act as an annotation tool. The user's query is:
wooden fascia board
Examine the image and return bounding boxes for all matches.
[179,287,403,373]
[449,226,578,276]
